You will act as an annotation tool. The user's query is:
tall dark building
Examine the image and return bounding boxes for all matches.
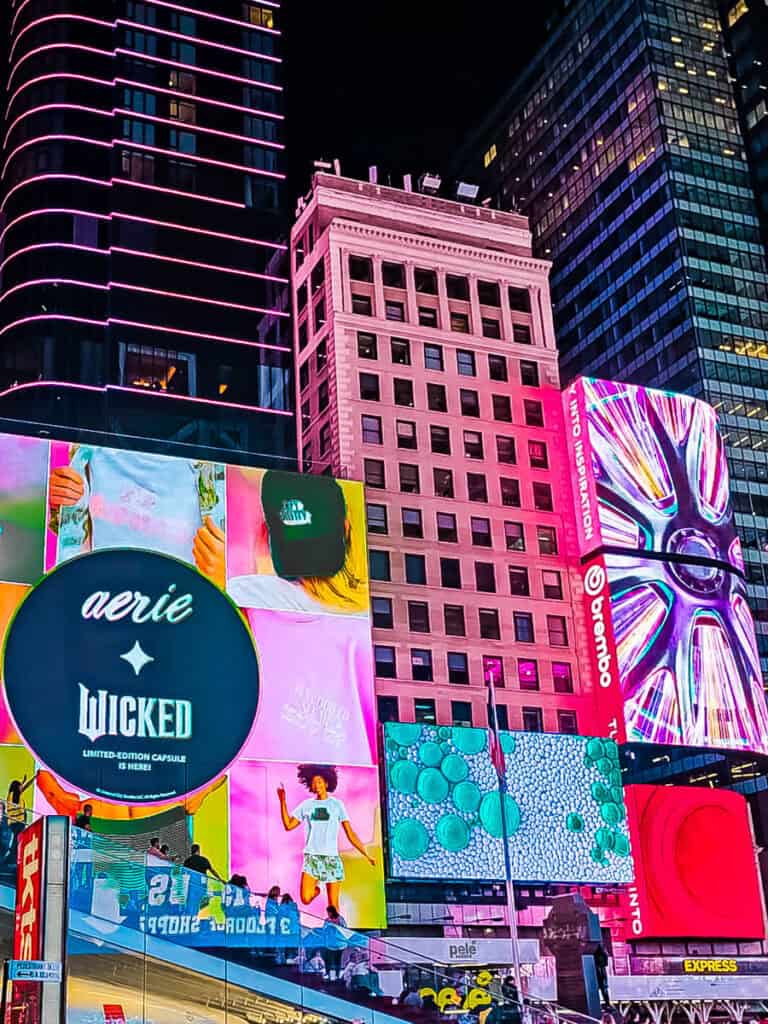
[0,0,295,465]
[458,0,768,685]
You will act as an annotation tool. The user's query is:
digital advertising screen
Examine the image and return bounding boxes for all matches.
[383,723,634,885]
[0,432,384,927]
[621,784,764,940]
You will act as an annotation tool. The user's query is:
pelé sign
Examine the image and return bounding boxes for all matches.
[3,550,259,804]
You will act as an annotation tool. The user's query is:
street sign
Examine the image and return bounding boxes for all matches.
[8,961,62,983]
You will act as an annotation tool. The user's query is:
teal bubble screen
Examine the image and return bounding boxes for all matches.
[383,724,634,884]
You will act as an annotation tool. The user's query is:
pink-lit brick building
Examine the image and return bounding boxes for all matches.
[291,173,595,735]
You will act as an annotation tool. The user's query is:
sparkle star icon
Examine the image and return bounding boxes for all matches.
[120,641,154,677]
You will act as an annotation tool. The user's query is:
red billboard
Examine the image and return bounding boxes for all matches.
[14,819,43,960]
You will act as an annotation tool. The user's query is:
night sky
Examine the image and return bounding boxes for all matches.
[283,3,553,204]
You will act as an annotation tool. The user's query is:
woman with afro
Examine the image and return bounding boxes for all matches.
[277,764,375,909]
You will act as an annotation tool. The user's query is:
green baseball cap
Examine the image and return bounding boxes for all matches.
[261,470,346,579]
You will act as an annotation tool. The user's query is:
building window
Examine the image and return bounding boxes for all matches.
[483,143,498,168]
[427,383,448,412]
[478,280,501,306]
[383,261,406,288]
[415,698,436,724]
[424,343,444,371]
[369,549,391,581]
[482,318,502,339]
[120,149,155,182]
[357,332,377,360]
[434,468,454,498]
[529,440,549,469]
[495,704,510,730]
[399,463,420,494]
[311,260,325,293]
[479,609,501,641]
[543,570,563,600]
[547,615,568,647]
[377,695,399,723]
[419,307,439,327]
[121,343,194,394]
[405,553,427,585]
[451,701,473,727]
[372,597,393,629]
[364,459,385,489]
[496,436,516,464]
[553,662,574,694]
[391,338,411,365]
[367,503,388,534]
[451,313,470,333]
[319,423,331,455]
[448,653,470,685]
[302,441,312,469]
[394,378,415,407]
[522,707,543,733]
[411,649,434,682]
[533,482,553,511]
[408,602,431,633]
[444,605,466,636]
[362,415,382,445]
[558,711,578,735]
[513,324,532,345]
[508,286,531,312]
[396,419,417,450]
[297,283,308,313]
[538,526,558,555]
[524,399,544,427]
[475,562,496,593]
[447,275,470,300]
[374,645,396,678]
[509,566,530,597]
[467,473,488,503]
[415,268,438,294]
[315,340,327,371]
[359,372,380,401]
[437,512,458,543]
[493,394,512,422]
[402,508,424,539]
[460,389,480,417]
[352,295,373,317]
[318,380,329,412]
[483,655,504,689]
[431,425,451,455]
[441,558,462,589]
[520,360,539,386]
[505,521,525,551]
[457,350,476,376]
[464,430,484,459]
[514,612,534,643]
[314,299,327,332]
[489,354,508,381]
[471,517,492,547]
[501,478,521,507]
[518,659,539,691]
[385,301,405,322]
[246,4,275,28]
[349,255,373,282]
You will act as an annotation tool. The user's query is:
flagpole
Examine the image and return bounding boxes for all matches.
[486,667,524,1006]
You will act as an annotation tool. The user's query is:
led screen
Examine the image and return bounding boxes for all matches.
[383,723,633,884]
[0,432,384,927]
[622,785,764,939]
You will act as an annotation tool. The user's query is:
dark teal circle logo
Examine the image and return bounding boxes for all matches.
[3,550,259,803]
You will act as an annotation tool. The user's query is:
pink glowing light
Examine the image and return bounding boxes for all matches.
[112,281,289,318]
[2,173,109,212]
[0,242,106,273]
[0,314,106,338]
[111,247,289,284]
[135,0,281,35]
[114,20,281,64]
[111,177,245,209]
[2,134,111,179]
[6,73,112,118]
[108,317,290,352]
[110,139,285,179]
[115,213,286,250]
[1,208,110,247]
[8,44,114,90]
[113,108,284,150]
[0,279,109,303]
[113,49,282,92]
[10,15,112,64]
[3,103,110,149]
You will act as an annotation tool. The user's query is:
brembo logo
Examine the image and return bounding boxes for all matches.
[584,564,614,689]
[568,393,594,542]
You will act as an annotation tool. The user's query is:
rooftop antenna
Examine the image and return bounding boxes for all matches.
[332,158,341,175]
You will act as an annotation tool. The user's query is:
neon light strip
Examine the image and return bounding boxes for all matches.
[3,103,110,149]
[7,73,113,117]
[111,140,285,179]
[113,49,282,91]
[112,282,289,317]
[113,109,284,149]
[0,242,105,272]
[1,209,110,246]
[111,247,289,284]
[2,173,108,211]
[129,0,281,34]
[2,135,111,179]
[109,318,290,352]
[114,21,281,64]
[10,14,112,64]
[0,279,109,303]
[115,213,286,249]
[8,44,114,90]
[111,177,245,209]
[0,380,293,418]
[0,314,105,338]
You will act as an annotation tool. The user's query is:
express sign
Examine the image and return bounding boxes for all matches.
[3,550,259,803]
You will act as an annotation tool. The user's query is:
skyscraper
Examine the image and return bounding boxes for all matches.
[1,1,294,464]
[458,0,768,681]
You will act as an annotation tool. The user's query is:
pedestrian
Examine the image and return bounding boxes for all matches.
[147,838,171,865]
[183,843,224,881]
[279,893,300,964]
[265,885,281,918]
[74,803,93,831]
[323,904,347,982]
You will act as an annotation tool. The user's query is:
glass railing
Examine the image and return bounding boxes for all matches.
[67,827,597,1024]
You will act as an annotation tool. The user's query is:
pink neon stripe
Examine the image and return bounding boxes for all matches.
[108,318,290,353]
[0,242,106,272]
[1,209,110,247]
[111,247,288,283]
[8,44,114,90]
[116,213,287,250]
[3,134,111,179]
[2,173,108,212]
[6,73,112,118]
[0,278,109,303]
[113,49,282,92]
[4,103,110,149]
[115,20,281,64]
[114,109,284,150]
[0,314,105,338]
[113,281,289,317]
[116,140,284,180]
[132,0,281,35]
[111,177,245,209]
[10,14,112,64]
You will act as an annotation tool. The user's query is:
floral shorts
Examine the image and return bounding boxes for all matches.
[303,853,344,883]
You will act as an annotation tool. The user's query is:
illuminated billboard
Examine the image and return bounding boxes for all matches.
[567,379,768,755]
[0,433,384,927]
[622,785,764,940]
[383,723,633,884]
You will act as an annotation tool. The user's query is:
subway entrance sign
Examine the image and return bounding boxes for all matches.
[9,962,62,983]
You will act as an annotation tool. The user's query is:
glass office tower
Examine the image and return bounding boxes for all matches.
[460,0,768,682]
